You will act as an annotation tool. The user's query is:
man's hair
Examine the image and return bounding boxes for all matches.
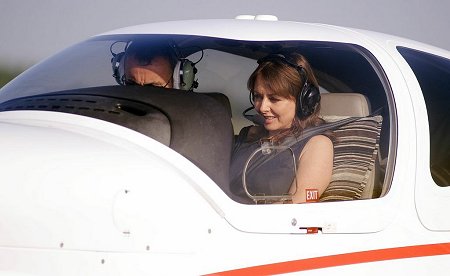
[125,40,178,69]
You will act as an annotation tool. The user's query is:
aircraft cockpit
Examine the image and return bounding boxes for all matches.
[0,34,394,204]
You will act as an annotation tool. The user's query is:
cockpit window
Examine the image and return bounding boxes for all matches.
[0,38,121,102]
[398,47,450,186]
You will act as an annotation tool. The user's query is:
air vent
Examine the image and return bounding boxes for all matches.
[0,94,171,146]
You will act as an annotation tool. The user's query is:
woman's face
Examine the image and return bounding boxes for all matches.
[253,76,296,136]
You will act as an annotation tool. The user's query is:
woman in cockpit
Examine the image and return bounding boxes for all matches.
[230,53,333,204]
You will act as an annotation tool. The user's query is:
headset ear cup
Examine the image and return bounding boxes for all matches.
[297,84,320,118]
[178,59,197,91]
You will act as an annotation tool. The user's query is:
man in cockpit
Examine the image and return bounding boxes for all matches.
[121,41,178,88]
[112,40,198,91]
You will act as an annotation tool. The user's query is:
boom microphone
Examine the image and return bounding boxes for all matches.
[242,106,265,125]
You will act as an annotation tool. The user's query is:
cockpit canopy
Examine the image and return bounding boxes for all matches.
[0,33,393,202]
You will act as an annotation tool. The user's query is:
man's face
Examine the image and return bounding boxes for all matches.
[124,56,173,88]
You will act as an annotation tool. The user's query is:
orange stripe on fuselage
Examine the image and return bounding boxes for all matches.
[206,242,450,275]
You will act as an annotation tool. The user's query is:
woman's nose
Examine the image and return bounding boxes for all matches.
[258,97,270,112]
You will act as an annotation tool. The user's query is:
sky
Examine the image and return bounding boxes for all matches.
[1,0,449,69]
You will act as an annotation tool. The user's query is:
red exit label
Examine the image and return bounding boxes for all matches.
[306,189,319,202]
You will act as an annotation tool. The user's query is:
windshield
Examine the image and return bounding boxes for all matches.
[0,35,390,131]
[0,37,127,102]
[1,35,385,102]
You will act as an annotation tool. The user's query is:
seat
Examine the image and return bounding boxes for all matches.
[319,93,383,201]
[320,93,370,117]
[0,86,235,194]
[203,92,233,118]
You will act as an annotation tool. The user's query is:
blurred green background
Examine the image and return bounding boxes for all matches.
[0,67,23,88]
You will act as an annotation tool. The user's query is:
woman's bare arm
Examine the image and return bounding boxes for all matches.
[290,135,334,203]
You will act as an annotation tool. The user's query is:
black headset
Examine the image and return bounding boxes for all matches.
[252,53,320,118]
[110,41,198,91]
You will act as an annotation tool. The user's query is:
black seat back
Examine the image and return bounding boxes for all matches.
[0,86,234,190]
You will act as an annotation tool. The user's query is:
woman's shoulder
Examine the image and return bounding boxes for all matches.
[297,134,333,161]
[233,125,265,154]
[238,125,265,143]
[309,134,333,144]
[302,134,333,153]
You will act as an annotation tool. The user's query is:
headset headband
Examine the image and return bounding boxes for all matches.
[257,54,307,79]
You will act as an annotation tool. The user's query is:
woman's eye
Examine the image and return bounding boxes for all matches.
[269,97,281,102]
[253,94,263,101]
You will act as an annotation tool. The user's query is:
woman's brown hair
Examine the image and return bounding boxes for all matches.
[247,53,325,140]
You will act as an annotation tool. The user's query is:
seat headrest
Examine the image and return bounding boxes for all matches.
[203,92,232,118]
[320,93,371,117]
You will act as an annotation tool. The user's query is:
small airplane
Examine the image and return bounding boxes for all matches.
[0,15,449,275]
